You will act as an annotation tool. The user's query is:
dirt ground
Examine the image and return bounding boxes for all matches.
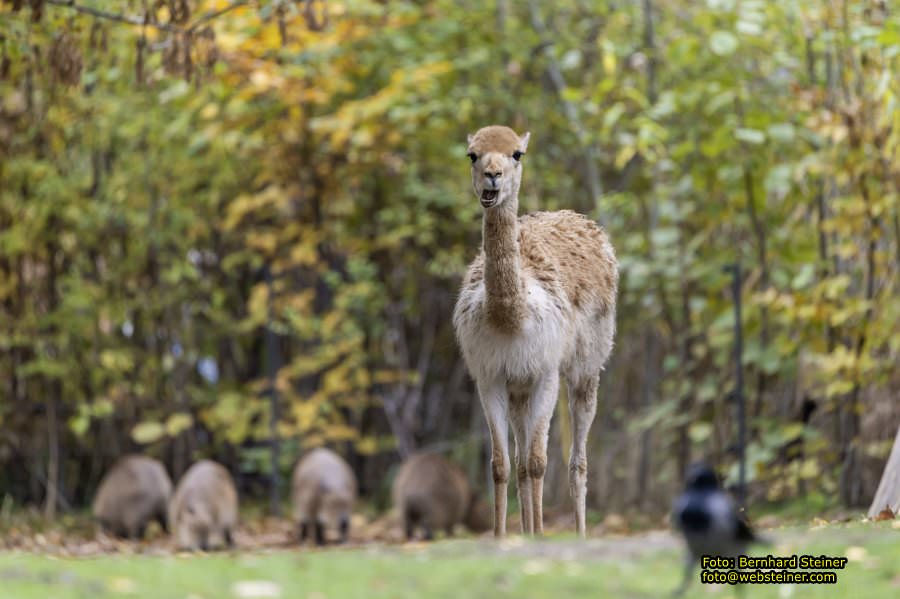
[0,504,871,561]
[0,506,679,558]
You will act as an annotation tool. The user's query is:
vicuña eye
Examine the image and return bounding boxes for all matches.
[467,152,478,164]
[512,151,523,161]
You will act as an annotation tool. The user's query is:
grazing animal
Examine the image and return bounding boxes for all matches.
[452,125,618,537]
[672,463,762,596]
[392,452,492,541]
[169,460,239,551]
[92,454,172,540]
[291,448,357,545]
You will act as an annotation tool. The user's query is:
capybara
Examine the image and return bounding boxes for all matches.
[292,448,357,545]
[392,452,492,541]
[169,460,238,551]
[92,454,172,539]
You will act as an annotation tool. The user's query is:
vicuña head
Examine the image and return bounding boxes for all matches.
[466,126,530,209]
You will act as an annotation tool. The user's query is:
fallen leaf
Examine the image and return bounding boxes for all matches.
[845,546,867,562]
[232,581,282,599]
[108,577,137,594]
[521,560,550,575]
[874,506,895,521]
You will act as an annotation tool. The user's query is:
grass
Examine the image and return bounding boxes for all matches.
[0,522,897,598]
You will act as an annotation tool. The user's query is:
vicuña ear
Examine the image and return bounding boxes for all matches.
[467,133,475,145]
[519,131,530,152]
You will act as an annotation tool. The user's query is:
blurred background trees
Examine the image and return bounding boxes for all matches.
[1,0,898,520]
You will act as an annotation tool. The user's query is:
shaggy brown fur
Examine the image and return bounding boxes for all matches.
[461,210,617,330]
[169,460,238,551]
[392,452,491,541]
[291,448,357,545]
[92,454,172,540]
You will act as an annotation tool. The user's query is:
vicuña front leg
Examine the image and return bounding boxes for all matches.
[478,379,510,537]
[568,375,598,537]
[511,406,533,535]
[527,370,559,535]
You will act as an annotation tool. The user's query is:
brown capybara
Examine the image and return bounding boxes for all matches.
[92,454,172,540]
[169,460,238,551]
[292,448,357,545]
[392,452,492,541]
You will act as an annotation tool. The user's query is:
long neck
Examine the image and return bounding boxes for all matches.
[482,192,526,333]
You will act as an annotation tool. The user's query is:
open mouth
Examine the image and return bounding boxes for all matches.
[480,189,499,207]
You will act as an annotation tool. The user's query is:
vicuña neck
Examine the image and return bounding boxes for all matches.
[482,193,526,333]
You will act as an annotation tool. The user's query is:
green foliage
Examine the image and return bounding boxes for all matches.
[0,0,898,509]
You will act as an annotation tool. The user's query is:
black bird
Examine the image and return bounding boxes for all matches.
[671,463,761,596]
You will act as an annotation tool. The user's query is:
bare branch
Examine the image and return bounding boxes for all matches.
[188,0,251,33]
[45,0,250,34]
[46,0,180,32]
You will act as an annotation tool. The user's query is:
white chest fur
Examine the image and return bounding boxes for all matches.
[454,278,573,384]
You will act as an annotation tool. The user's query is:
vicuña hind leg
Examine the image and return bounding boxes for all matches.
[526,370,559,536]
[510,400,533,535]
[478,378,510,538]
[568,374,598,537]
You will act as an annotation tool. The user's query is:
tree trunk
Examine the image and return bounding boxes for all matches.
[265,265,282,517]
[44,395,59,520]
[868,426,900,518]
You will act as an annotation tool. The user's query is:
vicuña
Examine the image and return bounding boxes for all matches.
[453,125,618,537]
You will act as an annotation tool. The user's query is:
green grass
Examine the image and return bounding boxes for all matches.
[754,492,842,524]
[0,523,897,598]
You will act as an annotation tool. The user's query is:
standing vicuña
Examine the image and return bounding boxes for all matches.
[453,125,617,537]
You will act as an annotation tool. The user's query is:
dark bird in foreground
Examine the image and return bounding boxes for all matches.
[672,463,763,596]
